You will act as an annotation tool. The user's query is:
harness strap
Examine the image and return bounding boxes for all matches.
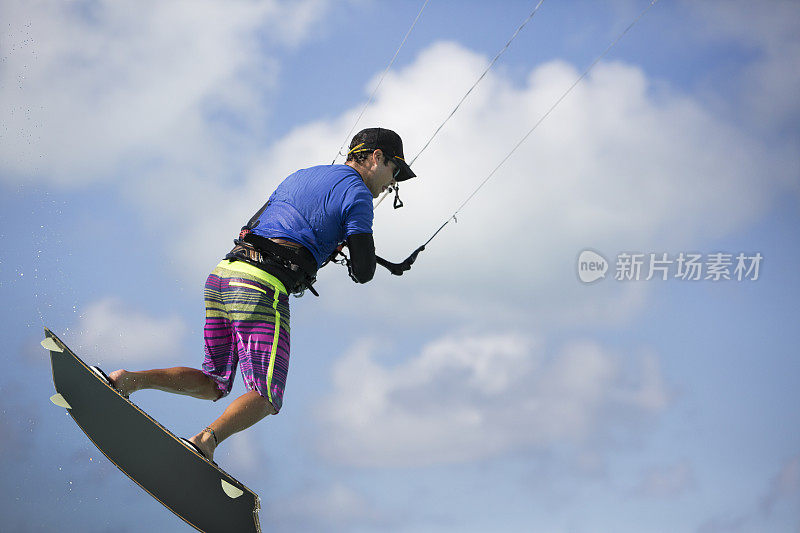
[243,233,318,277]
[226,236,319,297]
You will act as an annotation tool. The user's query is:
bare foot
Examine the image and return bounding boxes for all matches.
[188,429,217,462]
[108,369,138,398]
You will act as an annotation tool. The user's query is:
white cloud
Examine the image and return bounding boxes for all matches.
[315,332,669,468]
[358,45,780,320]
[73,297,188,365]
[0,0,330,186]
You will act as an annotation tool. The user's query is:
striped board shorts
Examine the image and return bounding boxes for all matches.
[202,259,291,413]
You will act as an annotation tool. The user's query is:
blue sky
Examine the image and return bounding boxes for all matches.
[2,1,799,532]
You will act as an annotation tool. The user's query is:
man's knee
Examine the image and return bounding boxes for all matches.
[202,373,227,402]
[252,389,278,415]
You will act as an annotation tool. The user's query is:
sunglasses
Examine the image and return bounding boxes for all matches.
[387,155,401,179]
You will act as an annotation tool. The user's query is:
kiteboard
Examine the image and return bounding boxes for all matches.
[43,327,262,532]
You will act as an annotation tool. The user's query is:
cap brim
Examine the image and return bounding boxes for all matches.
[393,156,416,182]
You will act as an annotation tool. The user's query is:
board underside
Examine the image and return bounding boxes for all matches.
[44,327,262,533]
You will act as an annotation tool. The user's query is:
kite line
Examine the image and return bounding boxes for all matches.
[418,0,661,250]
[332,0,430,165]
[374,0,546,209]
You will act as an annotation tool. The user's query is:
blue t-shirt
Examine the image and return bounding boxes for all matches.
[249,165,374,267]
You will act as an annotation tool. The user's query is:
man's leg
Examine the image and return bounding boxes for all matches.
[182,266,290,461]
[108,367,222,400]
[188,390,276,460]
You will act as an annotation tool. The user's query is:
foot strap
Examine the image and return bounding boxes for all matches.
[180,438,217,465]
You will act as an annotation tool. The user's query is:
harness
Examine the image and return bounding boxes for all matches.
[225,201,320,297]
[226,232,320,297]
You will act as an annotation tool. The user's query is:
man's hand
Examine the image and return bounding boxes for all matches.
[376,245,425,276]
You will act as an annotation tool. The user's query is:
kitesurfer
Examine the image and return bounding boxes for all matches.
[109,128,416,461]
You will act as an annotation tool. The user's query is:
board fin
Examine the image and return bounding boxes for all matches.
[41,337,63,353]
[221,479,244,499]
[50,393,72,409]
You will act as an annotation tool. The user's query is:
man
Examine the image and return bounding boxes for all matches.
[109,128,417,462]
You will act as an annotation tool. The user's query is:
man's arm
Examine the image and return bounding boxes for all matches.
[347,233,376,283]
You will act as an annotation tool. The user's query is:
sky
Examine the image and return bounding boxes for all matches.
[1,0,799,532]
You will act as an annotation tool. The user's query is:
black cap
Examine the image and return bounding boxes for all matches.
[348,127,416,182]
